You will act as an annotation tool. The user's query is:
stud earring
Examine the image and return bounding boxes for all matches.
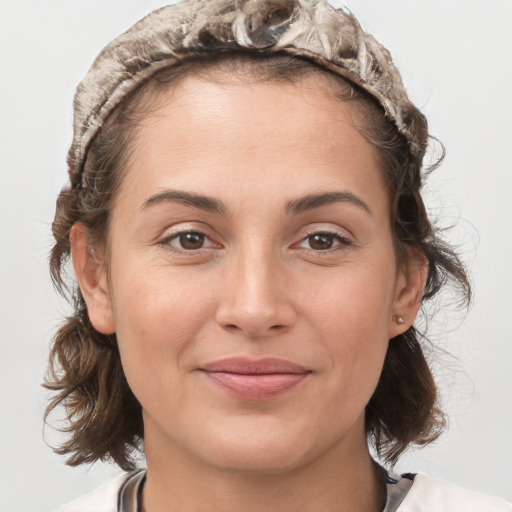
[396,316,405,324]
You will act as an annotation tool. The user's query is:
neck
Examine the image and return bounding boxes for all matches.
[142,426,386,512]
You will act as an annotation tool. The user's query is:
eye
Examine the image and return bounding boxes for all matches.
[297,231,350,251]
[161,230,216,252]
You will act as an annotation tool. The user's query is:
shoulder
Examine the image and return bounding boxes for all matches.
[55,471,140,512]
[398,473,512,512]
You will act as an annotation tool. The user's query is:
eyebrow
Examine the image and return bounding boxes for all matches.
[142,190,228,215]
[285,191,372,215]
[141,189,371,217]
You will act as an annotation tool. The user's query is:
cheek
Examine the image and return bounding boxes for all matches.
[111,258,211,335]
[300,260,396,336]
[109,264,215,393]
[298,262,395,393]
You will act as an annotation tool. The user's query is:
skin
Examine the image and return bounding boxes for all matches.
[71,74,425,512]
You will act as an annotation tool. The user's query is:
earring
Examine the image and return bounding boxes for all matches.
[396,315,405,324]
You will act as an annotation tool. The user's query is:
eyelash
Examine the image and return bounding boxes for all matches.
[159,230,218,253]
[158,228,351,254]
[295,230,352,253]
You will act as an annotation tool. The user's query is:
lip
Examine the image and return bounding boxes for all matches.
[200,357,311,400]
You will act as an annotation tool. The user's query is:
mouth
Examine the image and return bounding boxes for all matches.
[199,357,311,400]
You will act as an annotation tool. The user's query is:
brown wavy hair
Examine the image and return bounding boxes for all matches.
[45,52,471,471]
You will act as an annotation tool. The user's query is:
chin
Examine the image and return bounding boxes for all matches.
[204,443,308,475]
[190,418,322,475]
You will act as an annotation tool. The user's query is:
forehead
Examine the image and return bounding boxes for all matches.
[128,71,377,164]
[117,74,388,216]
[130,56,368,136]
[132,73,376,163]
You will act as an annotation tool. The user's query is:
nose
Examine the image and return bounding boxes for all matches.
[215,247,297,338]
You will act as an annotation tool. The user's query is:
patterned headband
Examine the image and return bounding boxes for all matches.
[70,0,428,186]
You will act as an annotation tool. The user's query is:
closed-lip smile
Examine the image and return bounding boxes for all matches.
[199,357,311,400]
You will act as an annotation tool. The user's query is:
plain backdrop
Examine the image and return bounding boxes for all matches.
[0,1,511,510]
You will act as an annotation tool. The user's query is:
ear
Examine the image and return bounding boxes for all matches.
[388,249,427,339]
[70,223,116,335]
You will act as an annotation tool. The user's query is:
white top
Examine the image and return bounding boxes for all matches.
[399,474,512,511]
[55,471,512,512]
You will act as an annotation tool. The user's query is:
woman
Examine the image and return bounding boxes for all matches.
[45,0,511,510]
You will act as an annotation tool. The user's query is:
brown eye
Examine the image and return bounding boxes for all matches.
[178,232,205,250]
[161,228,220,254]
[308,233,335,250]
[296,231,350,252]
[163,231,211,252]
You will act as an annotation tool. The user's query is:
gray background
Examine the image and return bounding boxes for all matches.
[0,1,511,510]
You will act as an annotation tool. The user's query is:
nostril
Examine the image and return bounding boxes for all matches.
[221,322,286,336]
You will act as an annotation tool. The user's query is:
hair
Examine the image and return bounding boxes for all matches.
[46,50,470,472]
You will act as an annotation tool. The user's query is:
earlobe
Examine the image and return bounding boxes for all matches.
[70,223,116,335]
[388,252,427,339]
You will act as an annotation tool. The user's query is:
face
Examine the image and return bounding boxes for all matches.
[75,73,422,474]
